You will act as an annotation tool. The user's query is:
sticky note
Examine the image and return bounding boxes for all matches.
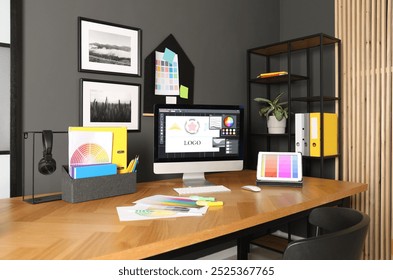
[180,85,189,99]
[166,96,177,104]
[163,48,176,64]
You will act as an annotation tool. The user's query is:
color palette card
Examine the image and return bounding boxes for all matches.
[68,130,113,171]
[155,50,180,96]
[134,195,200,208]
[116,203,208,221]
[116,195,209,221]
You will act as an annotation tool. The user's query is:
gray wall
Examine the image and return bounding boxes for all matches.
[280,0,336,179]
[280,0,334,40]
[21,0,280,191]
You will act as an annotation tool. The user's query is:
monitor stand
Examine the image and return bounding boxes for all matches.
[182,172,215,187]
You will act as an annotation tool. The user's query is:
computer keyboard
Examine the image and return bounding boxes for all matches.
[173,185,231,195]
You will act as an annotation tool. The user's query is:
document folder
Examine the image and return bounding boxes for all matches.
[72,163,117,179]
[295,113,310,156]
[309,113,338,157]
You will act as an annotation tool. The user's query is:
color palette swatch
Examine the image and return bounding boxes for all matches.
[155,50,179,96]
[135,195,199,208]
[259,154,299,179]
[117,195,209,221]
[68,130,113,169]
[70,143,110,165]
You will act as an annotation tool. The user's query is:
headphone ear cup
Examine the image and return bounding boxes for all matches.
[38,130,57,175]
[38,155,57,175]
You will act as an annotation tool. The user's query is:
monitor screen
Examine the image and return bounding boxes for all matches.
[153,104,244,187]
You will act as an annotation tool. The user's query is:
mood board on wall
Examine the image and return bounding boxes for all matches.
[143,34,194,115]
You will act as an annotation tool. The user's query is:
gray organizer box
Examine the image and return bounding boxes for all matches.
[61,166,136,203]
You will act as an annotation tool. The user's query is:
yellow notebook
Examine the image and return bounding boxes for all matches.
[69,127,128,173]
[309,113,338,157]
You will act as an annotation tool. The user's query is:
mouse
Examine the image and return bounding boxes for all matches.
[241,185,261,192]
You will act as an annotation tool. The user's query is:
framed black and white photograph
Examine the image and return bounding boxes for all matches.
[80,79,140,131]
[78,17,141,76]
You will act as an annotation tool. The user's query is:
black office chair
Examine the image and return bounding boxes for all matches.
[283,207,370,260]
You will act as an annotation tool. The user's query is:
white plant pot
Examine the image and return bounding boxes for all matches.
[267,116,286,134]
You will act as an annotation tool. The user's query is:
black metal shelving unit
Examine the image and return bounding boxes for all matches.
[246,33,341,179]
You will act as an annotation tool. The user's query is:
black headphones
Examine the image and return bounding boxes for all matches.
[38,130,57,175]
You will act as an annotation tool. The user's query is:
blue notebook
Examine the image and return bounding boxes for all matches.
[71,163,117,179]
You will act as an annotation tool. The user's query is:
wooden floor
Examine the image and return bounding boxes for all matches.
[251,235,289,253]
[199,244,283,260]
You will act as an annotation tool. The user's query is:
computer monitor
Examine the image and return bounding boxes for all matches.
[153,104,244,187]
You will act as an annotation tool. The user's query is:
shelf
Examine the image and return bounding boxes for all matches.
[246,33,341,178]
[248,33,340,56]
[250,74,308,84]
[250,132,294,137]
[291,96,340,102]
[303,154,340,160]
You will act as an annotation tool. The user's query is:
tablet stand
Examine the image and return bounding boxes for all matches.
[256,180,303,187]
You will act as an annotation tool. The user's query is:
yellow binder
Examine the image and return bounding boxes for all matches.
[309,113,338,157]
[69,127,128,173]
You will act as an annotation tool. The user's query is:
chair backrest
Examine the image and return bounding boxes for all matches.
[283,207,370,260]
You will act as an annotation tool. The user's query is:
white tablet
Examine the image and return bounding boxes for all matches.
[256,152,303,185]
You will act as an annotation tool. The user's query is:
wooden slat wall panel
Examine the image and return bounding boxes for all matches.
[335,0,392,260]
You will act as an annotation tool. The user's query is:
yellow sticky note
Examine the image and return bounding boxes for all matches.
[180,85,189,99]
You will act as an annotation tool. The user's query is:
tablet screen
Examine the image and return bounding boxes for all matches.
[256,152,303,183]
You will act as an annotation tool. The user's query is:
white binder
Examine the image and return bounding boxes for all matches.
[295,113,310,156]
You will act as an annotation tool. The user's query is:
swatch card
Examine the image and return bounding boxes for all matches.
[155,50,180,96]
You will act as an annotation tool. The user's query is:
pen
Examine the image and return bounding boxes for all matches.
[126,159,135,173]
[131,155,139,173]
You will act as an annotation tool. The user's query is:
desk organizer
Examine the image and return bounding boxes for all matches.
[61,166,136,203]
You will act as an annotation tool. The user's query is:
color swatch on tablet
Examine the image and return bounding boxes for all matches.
[256,152,303,183]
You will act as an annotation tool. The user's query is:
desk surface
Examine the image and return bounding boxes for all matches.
[0,170,367,260]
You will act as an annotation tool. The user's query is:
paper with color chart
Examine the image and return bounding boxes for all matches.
[155,50,180,96]
[69,127,127,173]
[116,195,208,221]
[68,130,113,170]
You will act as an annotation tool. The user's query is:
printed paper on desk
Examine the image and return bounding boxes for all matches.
[68,130,113,169]
[134,195,204,208]
[116,204,208,221]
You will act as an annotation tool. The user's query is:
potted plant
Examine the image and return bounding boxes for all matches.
[254,92,288,134]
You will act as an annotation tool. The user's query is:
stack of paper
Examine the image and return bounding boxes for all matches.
[116,195,208,221]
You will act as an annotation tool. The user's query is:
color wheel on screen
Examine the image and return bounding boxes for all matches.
[223,116,235,127]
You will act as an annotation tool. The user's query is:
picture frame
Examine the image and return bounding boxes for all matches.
[80,79,141,131]
[78,17,141,76]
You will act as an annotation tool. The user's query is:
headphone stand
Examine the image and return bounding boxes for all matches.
[22,131,66,204]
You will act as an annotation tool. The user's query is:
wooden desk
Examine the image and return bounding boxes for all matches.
[0,170,367,260]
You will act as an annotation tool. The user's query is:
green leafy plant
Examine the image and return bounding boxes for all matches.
[254,92,288,121]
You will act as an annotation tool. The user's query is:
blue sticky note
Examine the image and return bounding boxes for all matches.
[163,48,176,63]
